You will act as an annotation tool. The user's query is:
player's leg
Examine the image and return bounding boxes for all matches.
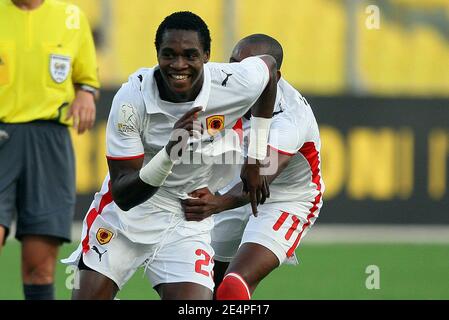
[216,203,318,300]
[17,122,76,299]
[216,243,279,300]
[210,206,251,296]
[21,235,61,299]
[156,282,213,300]
[147,219,216,300]
[68,215,148,300]
[72,256,119,300]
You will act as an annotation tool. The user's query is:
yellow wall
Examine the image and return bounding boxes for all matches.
[358,0,449,95]
[68,0,449,96]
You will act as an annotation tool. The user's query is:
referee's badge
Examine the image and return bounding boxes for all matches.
[206,115,225,136]
[96,228,114,245]
[49,54,71,83]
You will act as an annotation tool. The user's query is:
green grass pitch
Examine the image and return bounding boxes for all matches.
[1,241,448,300]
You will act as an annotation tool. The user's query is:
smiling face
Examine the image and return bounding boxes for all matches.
[157,29,210,102]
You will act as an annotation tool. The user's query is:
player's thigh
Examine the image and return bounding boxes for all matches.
[73,259,119,300]
[242,203,319,266]
[156,282,212,300]
[80,216,150,291]
[211,205,251,263]
[17,122,75,242]
[21,235,61,281]
[146,226,215,299]
[225,242,279,292]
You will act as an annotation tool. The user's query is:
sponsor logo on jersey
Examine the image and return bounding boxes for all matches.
[49,54,71,83]
[117,103,135,133]
[206,115,225,136]
[96,228,114,245]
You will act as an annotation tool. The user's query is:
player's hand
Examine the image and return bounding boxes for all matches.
[67,90,96,134]
[241,157,270,217]
[181,187,223,221]
[165,106,203,161]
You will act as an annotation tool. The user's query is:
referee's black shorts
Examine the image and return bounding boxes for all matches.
[0,120,76,243]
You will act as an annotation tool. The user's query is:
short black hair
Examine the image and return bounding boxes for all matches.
[155,11,211,53]
[239,34,283,69]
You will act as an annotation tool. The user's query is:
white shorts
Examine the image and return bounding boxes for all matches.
[211,201,320,265]
[62,206,215,291]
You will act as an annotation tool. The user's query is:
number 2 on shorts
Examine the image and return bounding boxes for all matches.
[194,249,211,277]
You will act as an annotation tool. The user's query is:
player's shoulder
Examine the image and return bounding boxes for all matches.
[113,68,152,108]
[277,78,317,123]
[120,67,151,92]
[207,57,268,95]
[279,78,312,110]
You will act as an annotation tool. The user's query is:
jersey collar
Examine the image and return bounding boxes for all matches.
[141,64,211,116]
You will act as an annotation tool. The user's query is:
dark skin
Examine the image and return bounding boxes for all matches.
[73,29,277,300]
[182,38,291,297]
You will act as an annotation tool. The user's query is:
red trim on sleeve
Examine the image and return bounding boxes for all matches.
[81,181,114,253]
[106,154,144,161]
[286,142,322,257]
[269,145,295,156]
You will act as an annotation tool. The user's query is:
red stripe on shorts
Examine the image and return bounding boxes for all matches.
[285,215,300,241]
[81,182,114,253]
[273,211,289,231]
[286,142,322,257]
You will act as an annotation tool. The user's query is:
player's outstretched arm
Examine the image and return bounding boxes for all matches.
[109,106,203,211]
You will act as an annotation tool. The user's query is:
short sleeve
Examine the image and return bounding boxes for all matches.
[268,110,306,155]
[225,56,270,104]
[106,82,145,159]
[72,9,100,89]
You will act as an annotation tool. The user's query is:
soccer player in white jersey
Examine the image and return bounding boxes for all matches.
[181,34,325,299]
[63,13,278,300]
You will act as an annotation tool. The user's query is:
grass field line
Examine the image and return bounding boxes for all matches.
[7,222,449,244]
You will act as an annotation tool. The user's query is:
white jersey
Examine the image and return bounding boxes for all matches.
[212,78,324,264]
[220,77,324,209]
[91,57,269,242]
[267,78,324,206]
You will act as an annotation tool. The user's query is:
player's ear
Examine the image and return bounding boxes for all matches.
[203,51,210,63]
